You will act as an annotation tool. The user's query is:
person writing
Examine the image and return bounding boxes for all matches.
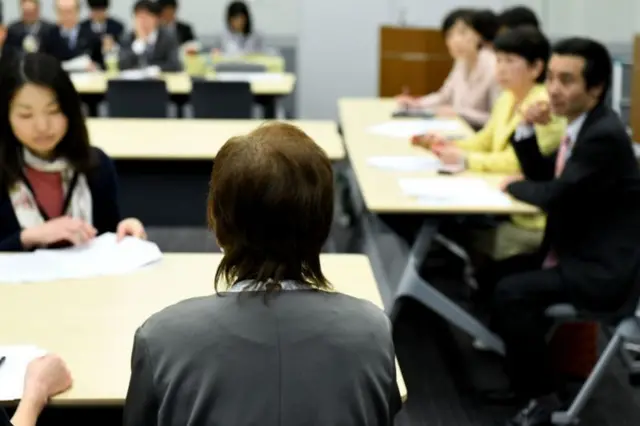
[0,53,146,251]
[396,9,501,129]
[413,26,565,259]
[1,354,72,426]
[124,122,401,426]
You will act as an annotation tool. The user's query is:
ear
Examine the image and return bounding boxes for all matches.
[531,59,545,80]
[588,84,604,101]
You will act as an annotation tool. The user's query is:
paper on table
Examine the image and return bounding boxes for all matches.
[368,120,465,138]
[399,177,512,206]
[0,233,162,284]
[214,72,284,82]
[367,156,441,172]
[0,346,47,401]
[61,54,92,72]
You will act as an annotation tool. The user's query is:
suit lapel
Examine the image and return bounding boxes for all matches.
[575,103,607,144]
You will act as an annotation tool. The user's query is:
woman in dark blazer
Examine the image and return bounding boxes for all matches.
[0,53,146,251]
[124,123,402,426]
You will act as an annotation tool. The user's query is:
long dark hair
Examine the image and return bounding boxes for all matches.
[226,1,252,36]
[0,53,93,189]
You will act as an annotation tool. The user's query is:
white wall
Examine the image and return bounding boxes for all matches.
[2,0,299,37]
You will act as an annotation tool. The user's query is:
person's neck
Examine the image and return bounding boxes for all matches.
[61,23,77,30]
[511,82,536,104]
[92,16,106,24]
[462,50,479,72]
[26,148,55,161]
[566,99,597,124]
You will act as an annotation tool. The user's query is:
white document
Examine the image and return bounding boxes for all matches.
[61,54,92,72]
[214,72,284,82]
[0,233,162,284]
[367,156,441,172]
[0,346,47,401]
[368,120,465,139]
[117,66,161,80]
[399,177,512,207]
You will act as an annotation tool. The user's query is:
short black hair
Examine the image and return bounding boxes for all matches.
[499,6,539,30]
[552,37,613,102]
[86,0,109,9]
[157,0,178,9]
[226,1,252,35]
[469,9,500,44]
[494,26,550,83]
[133,0,159,15]
[0,53,94,189]
[441,8,474,36]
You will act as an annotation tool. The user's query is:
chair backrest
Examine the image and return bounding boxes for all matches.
[213,62,267,73]
[106,80,169,118]
[190,80,253,119]
[613,267,640,321]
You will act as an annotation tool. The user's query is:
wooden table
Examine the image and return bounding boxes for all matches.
[0,254,406,404]
[87,118,345,161]
[71,72,296,96]
[339,98,540,356]
[338,97,537,214]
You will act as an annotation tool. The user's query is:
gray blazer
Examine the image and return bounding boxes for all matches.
[118,27,182,72]
[124,290,401,426]
[219,29,264,55]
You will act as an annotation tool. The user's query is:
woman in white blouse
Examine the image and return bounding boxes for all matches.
[396,9,501,128]
[219,1,264,55]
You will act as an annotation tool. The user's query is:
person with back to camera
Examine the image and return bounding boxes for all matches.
[123,122,402,426]
[0,53,147,251]
[218,0,265,55]
[396,9,501,129]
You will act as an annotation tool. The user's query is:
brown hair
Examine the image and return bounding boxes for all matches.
[208,122,334,292]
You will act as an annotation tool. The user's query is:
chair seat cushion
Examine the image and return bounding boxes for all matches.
[546,304,579,318]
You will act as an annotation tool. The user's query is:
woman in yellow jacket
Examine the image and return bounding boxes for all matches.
[416,26,566,259]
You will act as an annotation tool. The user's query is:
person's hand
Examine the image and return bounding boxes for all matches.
[134,19,149,41]
[434,144,466,165]
[22,354,72,408]
[436,105,457,117]
[86,62,97,72]
[500,175,523,192]
[20,217,97,248]
[211,48,221,56]
[411,132,447,150]
[396,94,422,109]
[102,35,115,52]
[521,101,551,125]
[116,218,147,241]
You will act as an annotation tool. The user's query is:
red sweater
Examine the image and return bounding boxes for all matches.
[24,166,64,218]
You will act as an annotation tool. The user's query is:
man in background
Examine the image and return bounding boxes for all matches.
[5,0,57,55]
[79,0,124,54]
[118,0,182,72]
[157,0,196,47]
[54,0,103,69]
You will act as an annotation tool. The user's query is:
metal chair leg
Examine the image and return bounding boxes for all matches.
[551,331,623,425]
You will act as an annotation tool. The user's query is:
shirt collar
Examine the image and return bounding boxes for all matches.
[227,280,305,292]
[147,30,158,45]
[565,113,587,145]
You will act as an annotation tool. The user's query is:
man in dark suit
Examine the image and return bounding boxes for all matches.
[79,0,124,41]
[158,0,196,46]
[0,15,20,66]
[5,0,58,56]
[494,38,640,425]
[118,0,182,72]
[53,0,103,69]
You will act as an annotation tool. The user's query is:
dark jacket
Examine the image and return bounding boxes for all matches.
[124,291,402,426]
[5,19,59,56]
[118,27,182,72]
[0,148,121,251]
[170,21,195,46]
[508,103,640,310]
[52,24,104,69]
[79,17,125,42]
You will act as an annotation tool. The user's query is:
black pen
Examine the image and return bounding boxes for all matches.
[0,356,5,367]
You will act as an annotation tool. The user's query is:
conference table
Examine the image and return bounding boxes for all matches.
[0,253,406,407]
[338,97,538,355]
[71,72,296,119]
[86,118,344,227]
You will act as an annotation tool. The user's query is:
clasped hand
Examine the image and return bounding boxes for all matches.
[20,217,146,248]
[521,100,552,125]
[411,133,465,165]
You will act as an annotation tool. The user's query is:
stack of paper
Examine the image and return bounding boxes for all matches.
[368,120,465,138]
[0,233,162,284]
[0,346,47,401]
[367,156,441,172]
[399,177,512,207]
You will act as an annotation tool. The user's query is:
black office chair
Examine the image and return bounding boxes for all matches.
[105,80,170,118]
[190,80,253,119]
[545,273,640,424]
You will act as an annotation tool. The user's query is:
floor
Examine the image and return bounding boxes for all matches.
[29,224,640,425]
